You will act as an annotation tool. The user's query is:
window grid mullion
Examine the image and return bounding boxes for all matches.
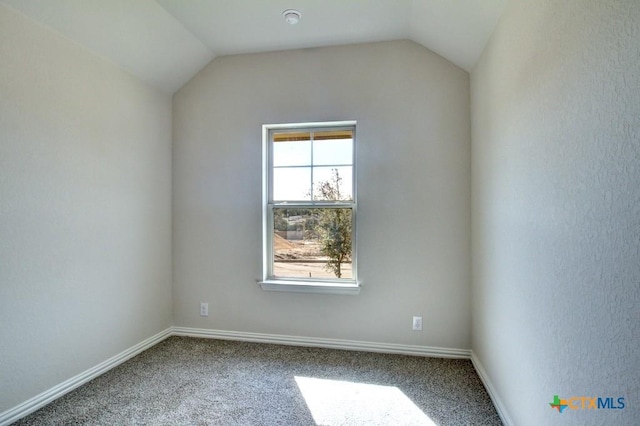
[310,131,314,202]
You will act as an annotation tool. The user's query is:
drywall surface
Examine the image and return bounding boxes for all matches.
[471,0,640,425]
[173,41,471,349]
[0,4,172,412]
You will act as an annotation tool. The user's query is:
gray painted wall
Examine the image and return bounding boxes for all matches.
[173,40,472,349]
[471,0,640,425]
[0,4,173,412]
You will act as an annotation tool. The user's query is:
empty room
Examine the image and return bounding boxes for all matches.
[1,1,638,425]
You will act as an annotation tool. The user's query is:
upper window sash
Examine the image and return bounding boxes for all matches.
[266,124,356,204]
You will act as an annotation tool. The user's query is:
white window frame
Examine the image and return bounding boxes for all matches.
[259,121,360,295]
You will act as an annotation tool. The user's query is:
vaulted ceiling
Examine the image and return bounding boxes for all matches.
[0,0,506,93]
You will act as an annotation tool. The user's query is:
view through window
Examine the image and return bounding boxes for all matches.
[264,123,356,283]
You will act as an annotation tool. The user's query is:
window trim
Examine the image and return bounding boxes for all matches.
[259,121,360,295]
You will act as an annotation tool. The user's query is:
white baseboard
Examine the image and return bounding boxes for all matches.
[0,328,172,426]
[470,351,514,426]
[171,326,471,359]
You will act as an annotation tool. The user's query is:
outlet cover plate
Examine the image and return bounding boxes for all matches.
[412,316,422,331]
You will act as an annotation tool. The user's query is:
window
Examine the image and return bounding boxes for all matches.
[260,122,359,294]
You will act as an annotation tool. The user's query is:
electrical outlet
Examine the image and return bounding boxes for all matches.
[412,316,422,331]
[200,303,209,317]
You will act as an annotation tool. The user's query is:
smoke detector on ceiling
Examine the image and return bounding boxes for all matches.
[282,9,301,25]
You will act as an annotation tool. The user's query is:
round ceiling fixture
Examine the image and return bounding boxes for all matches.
[282,9,301,25]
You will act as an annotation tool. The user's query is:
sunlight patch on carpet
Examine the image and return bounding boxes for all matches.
[294,376,438,425]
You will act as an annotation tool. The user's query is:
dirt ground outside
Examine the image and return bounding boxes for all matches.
[273,234,353,279]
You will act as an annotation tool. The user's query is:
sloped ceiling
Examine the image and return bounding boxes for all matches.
[0,0,506,93]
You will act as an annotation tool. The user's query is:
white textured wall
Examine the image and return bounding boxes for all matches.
[471,0,640,425]
[0,4,173,412]
[173,41,471,349]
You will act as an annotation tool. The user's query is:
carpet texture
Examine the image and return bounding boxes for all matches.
[15,337,502,425]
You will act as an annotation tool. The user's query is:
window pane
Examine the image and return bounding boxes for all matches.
[313,138,352,166]
[273,167,311,201]
[273,207,353,279]
[313,130,353,141]
[312,166,353,201]
[274,132,312,142]
[273,139,311,167]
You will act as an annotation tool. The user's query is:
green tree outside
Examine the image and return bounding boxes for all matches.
[314,169,352,278]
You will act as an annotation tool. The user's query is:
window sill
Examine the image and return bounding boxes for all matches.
[258,280,361,295]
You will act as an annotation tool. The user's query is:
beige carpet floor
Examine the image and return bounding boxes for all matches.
[15,336,502,425]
